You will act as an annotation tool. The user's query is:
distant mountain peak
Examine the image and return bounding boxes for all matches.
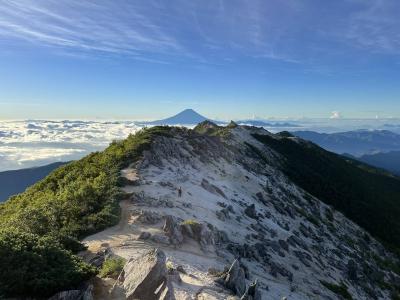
[180,108,197,113]
[172,108,205,118]
[145,108,213,125]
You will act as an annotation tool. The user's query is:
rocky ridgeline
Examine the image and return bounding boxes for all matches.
[54,123,399,299]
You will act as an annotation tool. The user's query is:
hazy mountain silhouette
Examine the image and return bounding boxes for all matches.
[293,129,400,156]
[0,162,67,202]
[357,151,400,176]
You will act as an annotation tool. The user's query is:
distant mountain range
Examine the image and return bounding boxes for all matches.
[355,151,400,176]
[235,119,299,127]
[143,108,299,127]
[293,129,400,156]
[0,162,66,202]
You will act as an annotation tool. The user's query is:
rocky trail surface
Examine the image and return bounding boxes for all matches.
[77,122,399,300]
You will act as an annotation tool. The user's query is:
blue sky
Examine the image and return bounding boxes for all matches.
[0,0,399,120]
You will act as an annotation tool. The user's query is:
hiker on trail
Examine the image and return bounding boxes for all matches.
[178,186,182,197]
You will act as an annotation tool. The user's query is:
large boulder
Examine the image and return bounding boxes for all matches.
[180,221,215,249]
[123,249,170,300]
[222,259,247,296]
[163,215,184,245]
[134,210,162,225]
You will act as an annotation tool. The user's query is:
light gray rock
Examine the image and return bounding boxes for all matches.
[163,215,184,245]
[123,249,170,300]
[134,210,162,224]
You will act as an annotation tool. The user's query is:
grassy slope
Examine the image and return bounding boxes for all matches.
[253,133,400,251]
[0,126,171,298]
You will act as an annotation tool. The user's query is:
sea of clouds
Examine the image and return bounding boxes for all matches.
[0,120,140,171]
[1,118,400,172]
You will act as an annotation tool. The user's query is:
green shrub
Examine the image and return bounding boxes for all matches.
[166,261,174,271]
[181,219,200,226]
[0,229,95,298]
[99,257,126,279]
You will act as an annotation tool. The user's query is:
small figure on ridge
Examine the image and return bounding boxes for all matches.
[178,186,182,197]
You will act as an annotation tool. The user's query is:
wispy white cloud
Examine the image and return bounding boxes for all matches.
[0,0,399,65]
[0,0,309,64]
[343,0,400,54]
[330,111,342,119]
[0,0,184,62]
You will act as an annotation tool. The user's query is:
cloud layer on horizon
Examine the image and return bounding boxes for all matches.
[2,117,400,171]
[0,120,139,171]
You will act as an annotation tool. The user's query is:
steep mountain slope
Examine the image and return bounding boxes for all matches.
[1,123,400,299]
[83,123,400,299]
[253,132,400,250]
[0,162,66,202]
[293,130,400,156]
